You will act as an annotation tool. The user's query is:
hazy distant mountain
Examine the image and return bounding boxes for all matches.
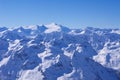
[0,23,120,80]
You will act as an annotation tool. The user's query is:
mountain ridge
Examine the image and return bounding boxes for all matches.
[0,23,120,80]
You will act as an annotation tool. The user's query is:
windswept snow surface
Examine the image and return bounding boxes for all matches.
[0,23,120,80]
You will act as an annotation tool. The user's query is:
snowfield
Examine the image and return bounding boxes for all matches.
[0,23,120,80]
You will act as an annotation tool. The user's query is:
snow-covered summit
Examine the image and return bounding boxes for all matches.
[0,24,120,80]
[44,23,70,33]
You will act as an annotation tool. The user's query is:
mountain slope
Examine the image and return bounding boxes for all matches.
[0,23,120,80]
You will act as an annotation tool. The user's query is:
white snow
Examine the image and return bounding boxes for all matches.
[18,68,44,80]
[8,39,20,50]
[0,56,10,67]
[111,29,120,34]
[45,23,61,33]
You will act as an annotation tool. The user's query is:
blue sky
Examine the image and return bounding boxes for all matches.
[0,0,120,28]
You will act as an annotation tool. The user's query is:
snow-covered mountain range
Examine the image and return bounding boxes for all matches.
[0,23,120,80]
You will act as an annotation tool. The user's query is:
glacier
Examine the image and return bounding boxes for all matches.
[0,23,120,80]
